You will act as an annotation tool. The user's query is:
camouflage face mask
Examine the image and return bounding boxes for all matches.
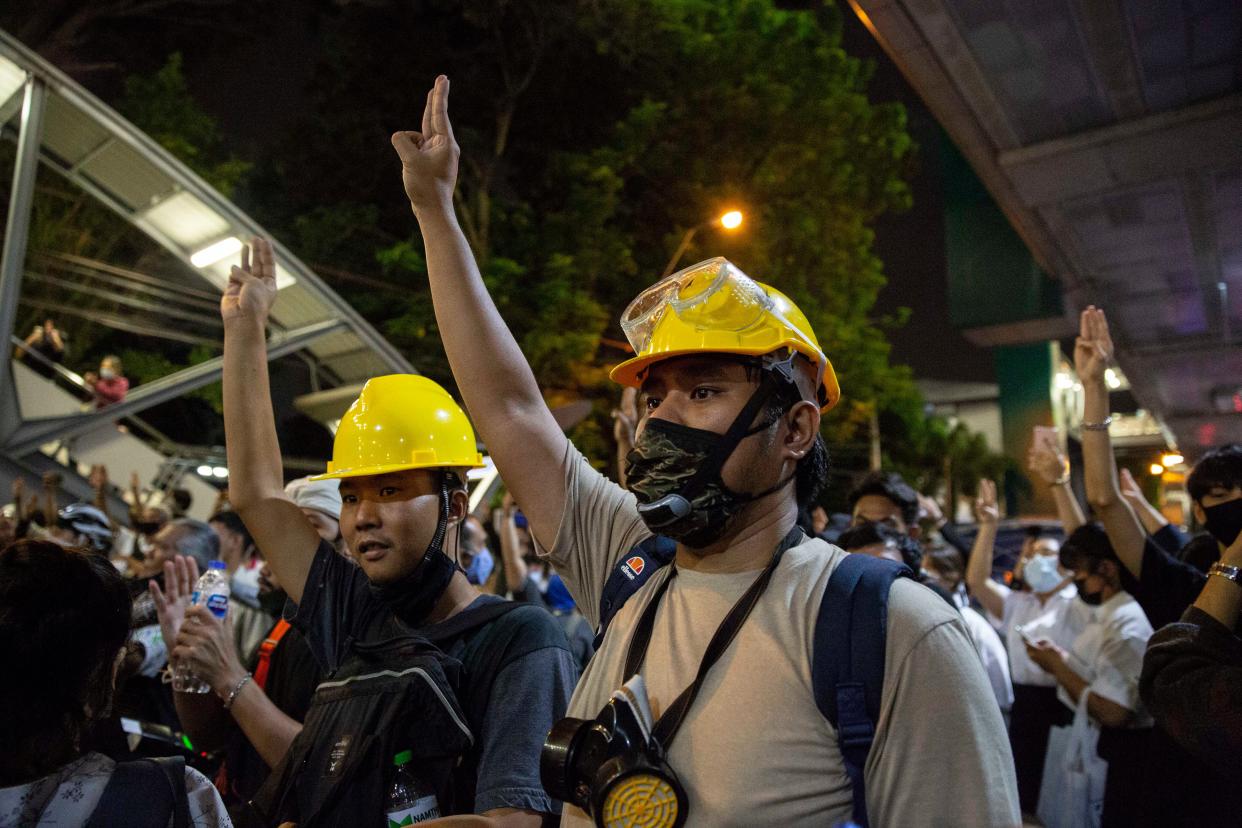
[626,416,794,549]
[625,356,803,548]
[626,418,749,548]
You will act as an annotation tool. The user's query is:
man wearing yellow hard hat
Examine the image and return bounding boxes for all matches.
[392,77,1018,827]
[219,238,576,826]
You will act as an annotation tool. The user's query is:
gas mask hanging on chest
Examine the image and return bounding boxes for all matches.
[625,356,798,548]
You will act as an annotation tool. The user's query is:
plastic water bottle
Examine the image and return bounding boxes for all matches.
[385,750,440,826]
[173,560,230,694]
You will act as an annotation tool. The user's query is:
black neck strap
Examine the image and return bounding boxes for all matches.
[623,525,804,752]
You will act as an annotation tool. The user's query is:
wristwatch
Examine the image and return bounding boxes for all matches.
[1208,562,1242,585]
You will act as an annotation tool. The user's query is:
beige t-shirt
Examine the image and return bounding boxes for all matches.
[537,445,1020,827]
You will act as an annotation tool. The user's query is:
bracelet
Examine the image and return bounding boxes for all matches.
[1081,416,1112,432]
[222,673,252,710]
[1208,563,1242,586]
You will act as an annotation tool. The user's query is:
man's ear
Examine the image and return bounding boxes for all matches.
[783,400,820,459]
[1098,558,1120,583]
[447,488,470,524]
[1193,501,1206,526]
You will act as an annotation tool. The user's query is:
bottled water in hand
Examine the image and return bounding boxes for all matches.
[173,560,229,694]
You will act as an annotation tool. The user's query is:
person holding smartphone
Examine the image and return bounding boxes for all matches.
[965,478,1094,816]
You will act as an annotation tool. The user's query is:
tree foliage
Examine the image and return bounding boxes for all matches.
[5,0,1007,499]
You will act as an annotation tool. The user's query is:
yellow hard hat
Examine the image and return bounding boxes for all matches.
[610,257,840,411]
[310,374,484,481]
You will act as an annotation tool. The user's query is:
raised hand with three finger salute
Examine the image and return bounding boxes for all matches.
[222,237,278,325]
[390,75,459,214]
[1073,304,1114,385]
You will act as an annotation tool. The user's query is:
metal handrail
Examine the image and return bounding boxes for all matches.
[10,333,181,453]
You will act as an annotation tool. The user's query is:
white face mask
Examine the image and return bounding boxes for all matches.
[1024,554,1064,594]
[100,367,116,379]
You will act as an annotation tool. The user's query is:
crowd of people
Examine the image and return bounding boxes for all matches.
[2,77,1239,828]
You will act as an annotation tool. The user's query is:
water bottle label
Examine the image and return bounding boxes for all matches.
[206,593,229,618]
[386,796,440,826]
[191,590,201,605]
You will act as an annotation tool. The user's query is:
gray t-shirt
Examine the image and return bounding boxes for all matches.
[536,444,1021,827]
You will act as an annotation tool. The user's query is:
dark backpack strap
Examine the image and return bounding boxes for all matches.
[811,554,912,828]
[420,597,524,643]
[87,756,189,828]
[595,534,677,648]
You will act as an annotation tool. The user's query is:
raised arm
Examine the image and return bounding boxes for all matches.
[1119,467,1172,537]
[390,77,569,549]
[494,496,528,595]
[221,239,320,603]
[612,387,638,488]
[1026,430,1085,533]
[1075,307,1146,577]
[89,465,113,526]
[964,479,1009,620]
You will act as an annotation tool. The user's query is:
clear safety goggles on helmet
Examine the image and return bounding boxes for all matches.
[620,257,779,354]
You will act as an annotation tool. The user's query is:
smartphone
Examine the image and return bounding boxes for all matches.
[1015,624,1038,647]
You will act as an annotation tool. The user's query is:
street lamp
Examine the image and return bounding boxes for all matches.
[661,209,745,278]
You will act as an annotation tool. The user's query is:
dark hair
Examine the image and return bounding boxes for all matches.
[209,509,255,553]
[836,521,923,570]
[0,540,131,781]
[924,545,966,590]
[743,357,832,510]
[847,471,920,527]
[1059,522,1119,573]
[1187,443,1242,504]
[796,435,830,509]
[171,488,193,513]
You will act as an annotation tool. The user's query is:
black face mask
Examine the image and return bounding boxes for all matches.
[1074,578,1104,606]
[1202,497,1242,548]
[625,359,797,549]
[367,479,461,627]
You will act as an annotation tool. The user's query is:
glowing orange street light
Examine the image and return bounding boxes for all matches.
[1149,463,1165,476]
[662,209,747,277]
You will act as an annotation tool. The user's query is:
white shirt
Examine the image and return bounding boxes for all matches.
[0,752,231,827]
[961,605,1014,712]
[1002,585,1094,686]
[1058,591,1154,726]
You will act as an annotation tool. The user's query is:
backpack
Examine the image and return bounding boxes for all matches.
[85,756,190,828]
[597,538,911,828]
[250,601,523,828]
